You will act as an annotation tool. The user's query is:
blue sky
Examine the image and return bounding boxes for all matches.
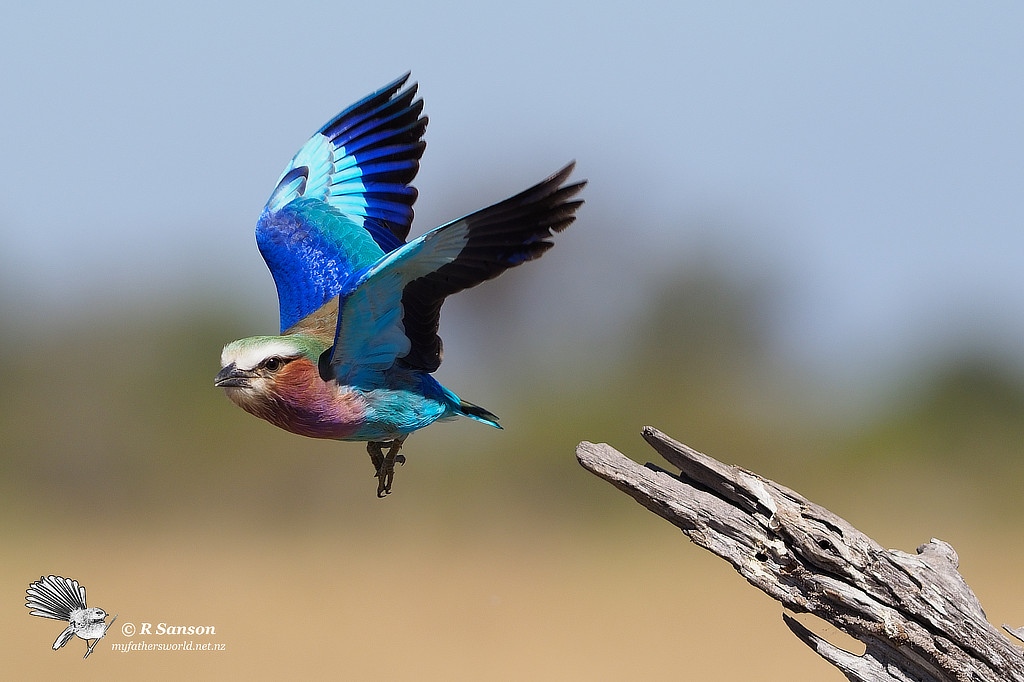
[3,1,1023,382]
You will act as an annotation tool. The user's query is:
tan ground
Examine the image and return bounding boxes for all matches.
[8,520,1021,681]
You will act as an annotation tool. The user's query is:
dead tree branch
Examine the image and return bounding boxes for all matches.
[576,426,1024,682]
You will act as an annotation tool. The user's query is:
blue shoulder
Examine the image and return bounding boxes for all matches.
[256,198,386,333]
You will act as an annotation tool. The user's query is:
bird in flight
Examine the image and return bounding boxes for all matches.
[215,74,585,496]
[26,575,116,658]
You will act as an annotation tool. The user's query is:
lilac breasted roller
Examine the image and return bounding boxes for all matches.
[215,74,585,496]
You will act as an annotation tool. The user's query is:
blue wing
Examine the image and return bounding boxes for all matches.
[255,74,428,333]
[327,163,586,387]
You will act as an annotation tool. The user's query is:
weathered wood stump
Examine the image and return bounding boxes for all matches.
[576,427,1024,682]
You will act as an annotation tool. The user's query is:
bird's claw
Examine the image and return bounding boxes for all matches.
[368,439,406,497]
[376,464,394,497]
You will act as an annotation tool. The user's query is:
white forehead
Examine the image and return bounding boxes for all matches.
[221,338,304,370]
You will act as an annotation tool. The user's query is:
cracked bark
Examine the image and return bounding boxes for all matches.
[576,426,1024,682]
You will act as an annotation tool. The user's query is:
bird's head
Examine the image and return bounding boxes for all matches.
[215,336,327,408]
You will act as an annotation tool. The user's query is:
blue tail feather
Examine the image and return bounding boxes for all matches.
[457,399,501,429]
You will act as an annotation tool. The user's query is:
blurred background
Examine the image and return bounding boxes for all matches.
[3,2,1023,679]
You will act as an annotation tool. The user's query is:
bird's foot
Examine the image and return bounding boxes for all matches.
[367,438,407,497]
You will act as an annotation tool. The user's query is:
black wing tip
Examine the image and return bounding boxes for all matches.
[384,72,421,110]
[319,72,423,139]
[552,159,576,180]
[521,161,587,204]
[540,165,586,226]
[548,160,586,187]
[381,71,414,96]
[490,162,586,228]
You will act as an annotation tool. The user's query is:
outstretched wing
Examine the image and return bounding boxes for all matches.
[327,163,585,386]
[26,575,87,621]
[255,73,428,334]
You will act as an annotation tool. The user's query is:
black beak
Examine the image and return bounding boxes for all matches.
[214,362,257,388]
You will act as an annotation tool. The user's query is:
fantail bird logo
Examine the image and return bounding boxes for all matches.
[26,575,116,659]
